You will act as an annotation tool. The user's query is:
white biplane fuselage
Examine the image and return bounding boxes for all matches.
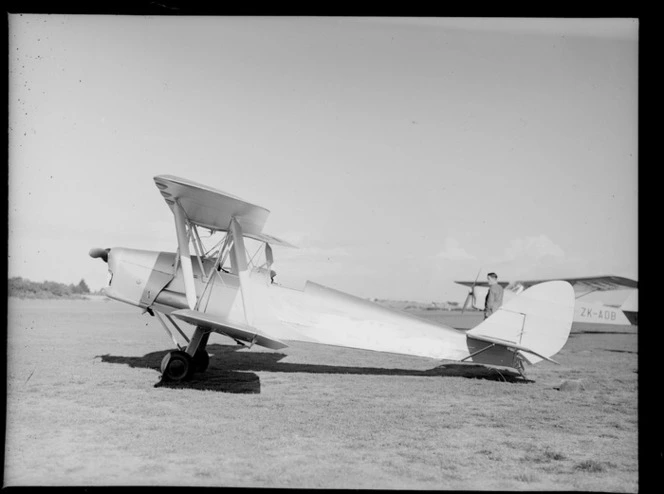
[91,175,577,383]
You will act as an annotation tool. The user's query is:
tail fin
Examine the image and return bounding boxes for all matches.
[466,281,575,366]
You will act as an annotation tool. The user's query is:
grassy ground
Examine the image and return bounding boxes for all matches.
[4,298,638,490]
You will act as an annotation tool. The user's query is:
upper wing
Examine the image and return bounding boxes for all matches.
[154,174,269,235]
[154,175,296,248]
[154,175,295,247]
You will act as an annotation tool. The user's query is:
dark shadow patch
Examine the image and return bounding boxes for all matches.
[427,363,531,383]
[154,370,260,393]
[574,459,611,472]
[97,344,260,393]
[97,343,531,392]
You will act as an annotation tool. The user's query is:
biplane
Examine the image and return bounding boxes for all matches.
[90,175,576,383]
[456,275,638,325]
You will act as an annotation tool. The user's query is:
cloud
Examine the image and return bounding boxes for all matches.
[483,235,600,280]
[501,234,565,261]
[272,231,311,249]
[349,17,638,41]
[270,242,357,288]
[436,237,477,261]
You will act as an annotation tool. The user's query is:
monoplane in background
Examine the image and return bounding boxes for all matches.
[90,175,577,383]
[456,275,638,325]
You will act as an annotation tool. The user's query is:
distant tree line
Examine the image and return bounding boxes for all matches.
[8,277,93,299]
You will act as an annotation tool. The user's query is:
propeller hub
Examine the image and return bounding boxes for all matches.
[89,247,110,263]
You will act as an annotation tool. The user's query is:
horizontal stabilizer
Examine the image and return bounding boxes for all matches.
[466,333,560,365]
[619,290,638,312]
[171,309,288,350]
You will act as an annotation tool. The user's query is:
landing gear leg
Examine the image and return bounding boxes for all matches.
[514,352,527,379]
[192,331,210,373]
[187,326,211,374]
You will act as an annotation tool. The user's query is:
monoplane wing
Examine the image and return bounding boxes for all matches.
[455,275,637,292]
[455,281,509,288]
[517,275,638,292]
[171,309,288,350]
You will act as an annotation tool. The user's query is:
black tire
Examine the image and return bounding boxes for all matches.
[193,348,210,373]
[160,350,193,381]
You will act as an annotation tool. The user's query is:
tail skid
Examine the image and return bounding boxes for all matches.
[464,281,575,368]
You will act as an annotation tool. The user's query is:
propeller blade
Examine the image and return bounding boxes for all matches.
[89,247,110,263]
[471,267,482,287]
[461,267,482,316]
[461,291,473,316]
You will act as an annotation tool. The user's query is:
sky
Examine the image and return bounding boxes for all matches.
[8,16,638,303]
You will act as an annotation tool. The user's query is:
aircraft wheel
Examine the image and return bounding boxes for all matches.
[193,348,210,373]
[160,350,193,381]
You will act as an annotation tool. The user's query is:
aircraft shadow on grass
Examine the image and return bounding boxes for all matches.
[97,344,531,393]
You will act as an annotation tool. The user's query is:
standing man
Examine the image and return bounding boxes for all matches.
[484,272,504,319]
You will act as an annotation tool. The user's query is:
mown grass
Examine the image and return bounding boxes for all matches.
[4,298,638,490]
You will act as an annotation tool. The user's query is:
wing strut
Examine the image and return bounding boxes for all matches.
[229,217,255,326]
[173,201,198,310]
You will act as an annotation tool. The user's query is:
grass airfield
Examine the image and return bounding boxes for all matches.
[4,298,637,490]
